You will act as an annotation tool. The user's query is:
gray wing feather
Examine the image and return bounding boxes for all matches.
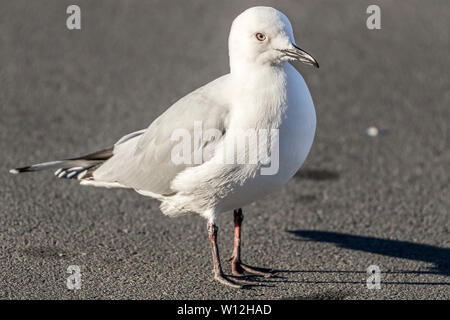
[93,75,231,195]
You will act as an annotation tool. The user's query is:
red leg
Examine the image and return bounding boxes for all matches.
[230,209,273,277]
[207,222,243,288]
[231,209,244,275]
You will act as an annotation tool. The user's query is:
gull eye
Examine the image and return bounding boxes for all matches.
[255,33,266,41]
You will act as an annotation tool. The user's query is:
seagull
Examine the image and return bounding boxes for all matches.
[10,6,318,288]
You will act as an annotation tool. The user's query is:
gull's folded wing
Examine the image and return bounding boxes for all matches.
[92,75,231,195]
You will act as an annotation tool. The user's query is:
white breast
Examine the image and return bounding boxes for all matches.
[215,64,316,211]
[276,64,316,183]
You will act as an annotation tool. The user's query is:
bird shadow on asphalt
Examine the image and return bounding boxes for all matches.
[294,169,340,181]
[223,267,292,289]
[284,230,450,284]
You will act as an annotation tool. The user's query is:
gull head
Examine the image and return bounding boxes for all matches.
[228,6,319,70]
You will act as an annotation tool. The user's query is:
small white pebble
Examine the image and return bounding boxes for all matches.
[366,126,379,137]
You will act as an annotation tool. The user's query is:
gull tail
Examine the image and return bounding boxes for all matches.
[9,147,113,180]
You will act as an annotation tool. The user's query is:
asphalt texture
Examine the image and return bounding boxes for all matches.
[0,0,449,300]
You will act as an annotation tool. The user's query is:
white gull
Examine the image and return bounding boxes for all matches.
[10,6,319,288]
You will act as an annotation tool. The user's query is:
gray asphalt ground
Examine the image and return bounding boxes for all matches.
[1,0,449,300]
